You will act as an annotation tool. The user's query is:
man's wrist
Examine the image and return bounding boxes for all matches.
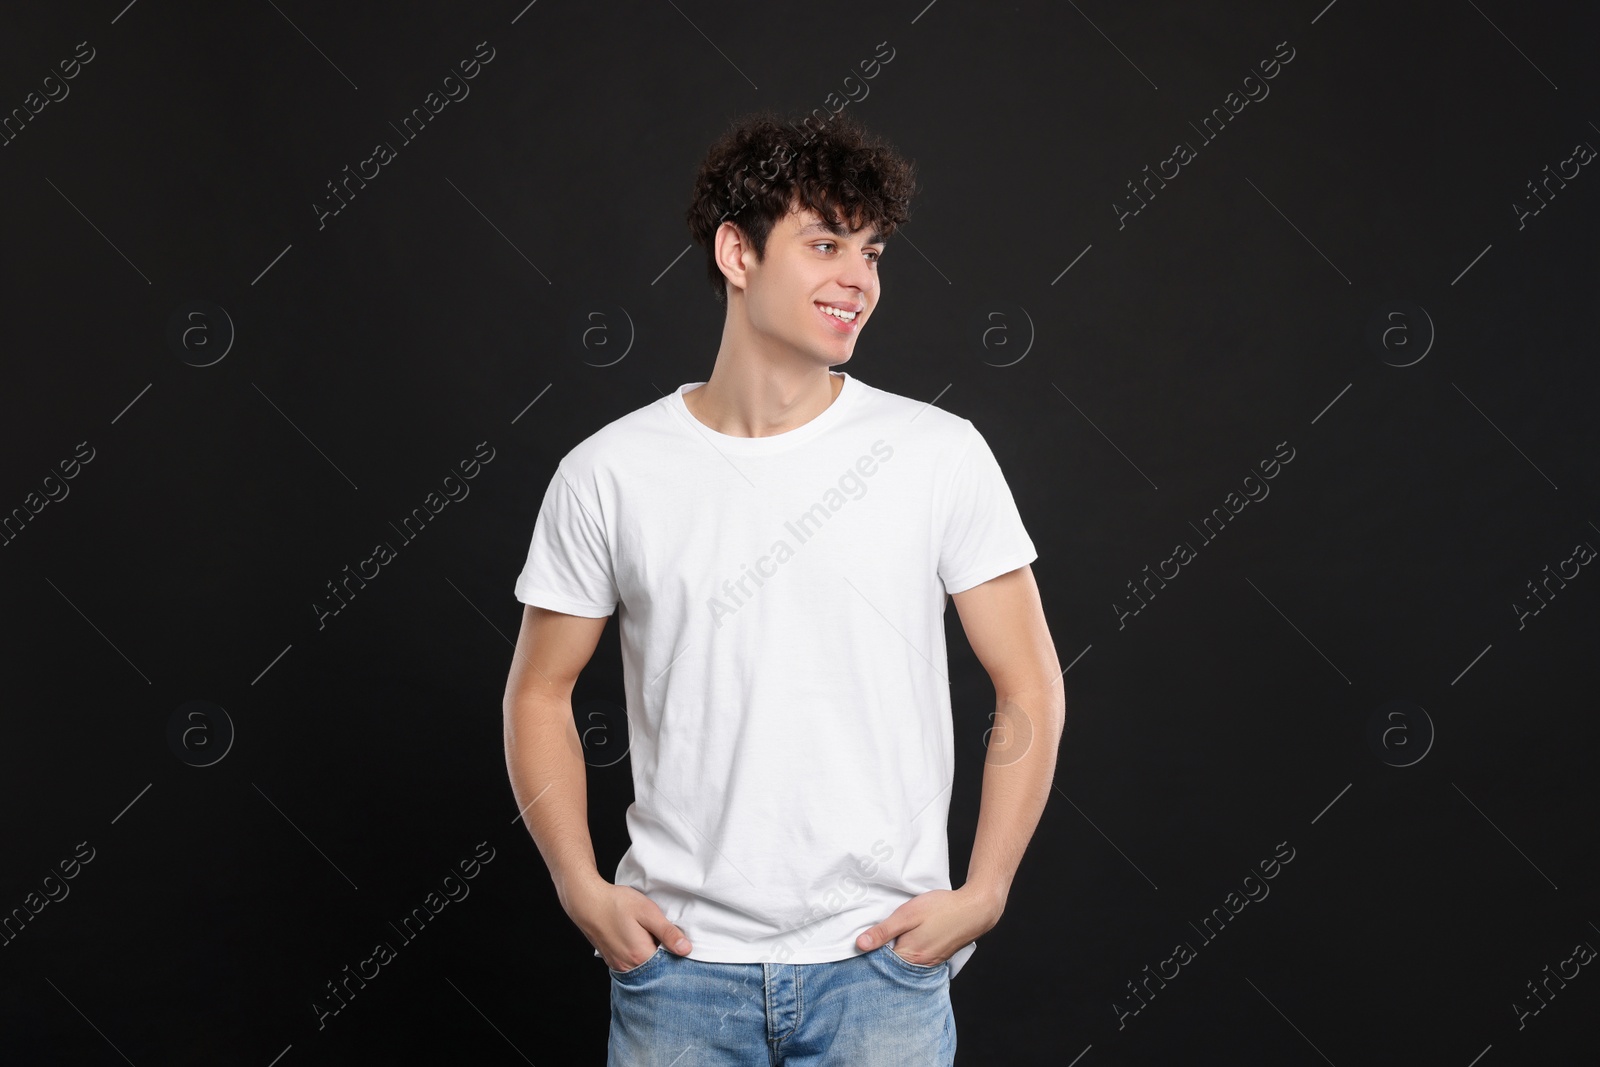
[961,877,1010,918]
[554,866,606,910]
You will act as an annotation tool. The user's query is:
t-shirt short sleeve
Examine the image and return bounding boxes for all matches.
[937,424,1038,596]
[513,465,619,617]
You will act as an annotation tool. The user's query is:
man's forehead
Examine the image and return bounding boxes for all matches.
[791,209,884,243]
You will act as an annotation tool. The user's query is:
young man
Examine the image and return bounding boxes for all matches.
[504,110,1064,1065]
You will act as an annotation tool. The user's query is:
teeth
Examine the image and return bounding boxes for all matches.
[818,304,857,321]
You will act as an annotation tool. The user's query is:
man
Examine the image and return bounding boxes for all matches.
[504,109,1064,1065]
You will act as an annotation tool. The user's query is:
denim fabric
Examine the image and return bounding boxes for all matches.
[606,941,956,1066]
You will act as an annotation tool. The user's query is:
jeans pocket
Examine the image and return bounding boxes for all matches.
[884,942,945,974]
[608,943,666,978]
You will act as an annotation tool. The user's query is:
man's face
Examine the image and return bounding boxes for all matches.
[732,203,884,367]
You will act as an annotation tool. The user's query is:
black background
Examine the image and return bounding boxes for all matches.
[2,1,1597,1063]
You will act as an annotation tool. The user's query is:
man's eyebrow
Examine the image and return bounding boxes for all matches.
[796,220,885,244]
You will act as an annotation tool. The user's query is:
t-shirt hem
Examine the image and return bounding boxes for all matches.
[677,942,876,965]
[943,549,1039,595]
[597,938,977,977]
[514,584,615,618]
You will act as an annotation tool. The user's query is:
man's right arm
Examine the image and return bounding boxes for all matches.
[502,603,610,907]
[501,603,692,968]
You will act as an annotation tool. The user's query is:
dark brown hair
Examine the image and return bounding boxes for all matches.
[685,108,919,308]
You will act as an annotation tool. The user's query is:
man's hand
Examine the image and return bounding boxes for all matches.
[854,884,1005,966]
[563,875,694,972]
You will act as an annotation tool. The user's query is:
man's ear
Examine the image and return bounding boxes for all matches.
[715,220,751,300]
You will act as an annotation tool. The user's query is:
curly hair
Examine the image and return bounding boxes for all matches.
[685,108,919,308]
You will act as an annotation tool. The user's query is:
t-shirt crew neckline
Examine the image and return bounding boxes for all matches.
[669,371,861,455]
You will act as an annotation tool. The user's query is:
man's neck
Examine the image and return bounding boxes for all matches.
[683,357,843,439]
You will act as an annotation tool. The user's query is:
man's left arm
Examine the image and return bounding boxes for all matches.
[855,564,1065,963]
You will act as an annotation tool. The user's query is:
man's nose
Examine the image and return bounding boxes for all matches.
[837,254,874,297]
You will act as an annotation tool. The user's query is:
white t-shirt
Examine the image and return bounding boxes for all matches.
[513,370,1037,979]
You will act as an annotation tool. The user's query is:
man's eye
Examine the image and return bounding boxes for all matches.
[815,243,881,262]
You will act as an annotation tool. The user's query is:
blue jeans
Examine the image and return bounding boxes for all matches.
[606,941,956,1066]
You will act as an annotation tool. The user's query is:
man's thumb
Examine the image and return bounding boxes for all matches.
[656,923,692,955]
[856,922,897,951]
